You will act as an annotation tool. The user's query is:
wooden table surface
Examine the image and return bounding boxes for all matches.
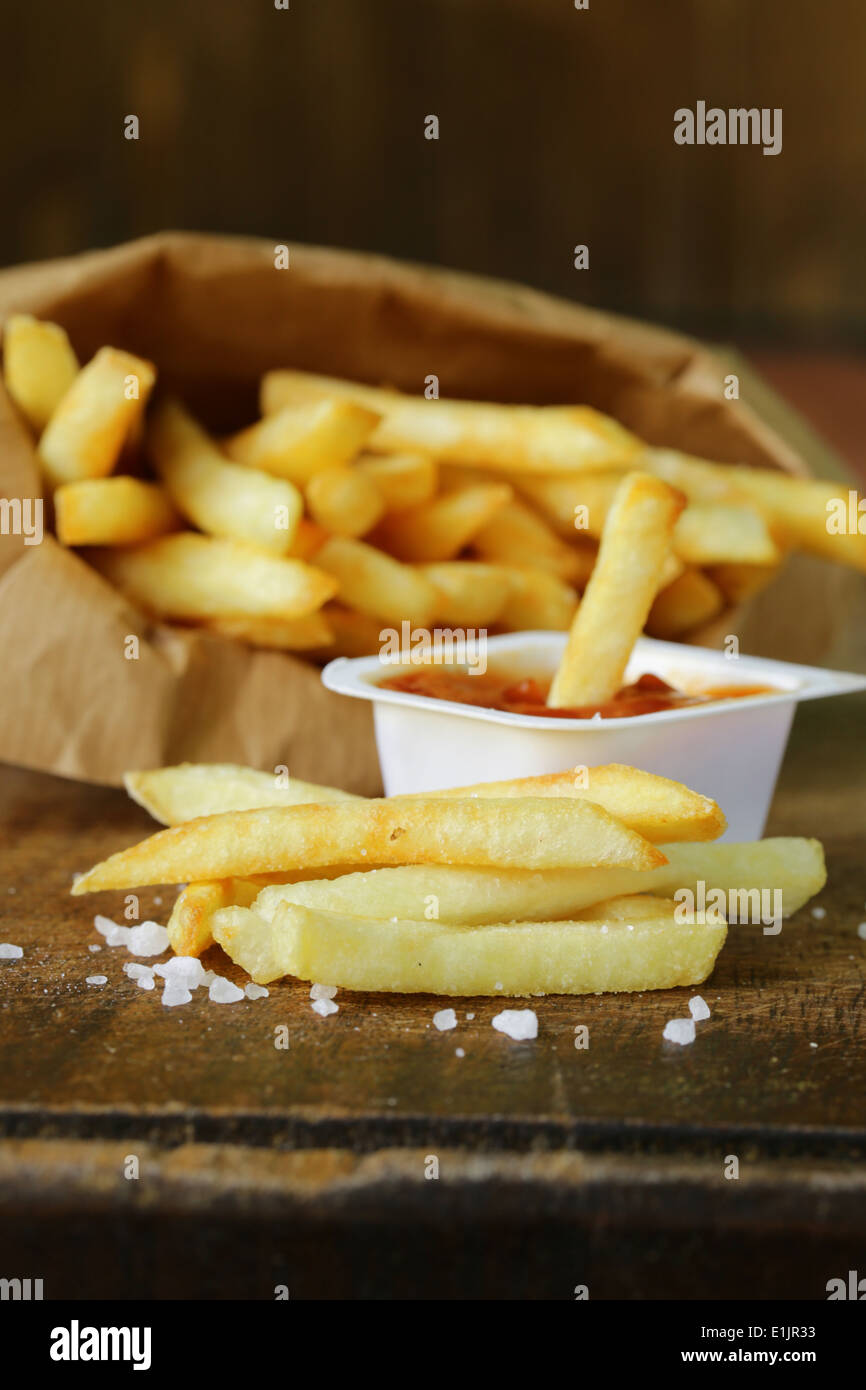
[1,691,866,1298]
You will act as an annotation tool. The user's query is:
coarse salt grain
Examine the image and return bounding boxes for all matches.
[162,983,193,1008]
[94,915,131,947]
[208,977,244,1004]
[128,921,170,957]
[0,944,23,959]
[663,1018,696,1046]
[811,906,826,920]
[433,1008,457,1031]
[455,1047,465,1058]
[310,983,338,1001]
[857,923,866,940]
[245,982,269,1000]
[312,997,339,1017]
[689,995,711,1022]
[88,944,102,953]
[86,975,108,986]
[492,1009,538,1041]
[154,956,208,988]
[465,1012,475,1020]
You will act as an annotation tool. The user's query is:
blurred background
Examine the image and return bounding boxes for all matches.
[1,0,863,468]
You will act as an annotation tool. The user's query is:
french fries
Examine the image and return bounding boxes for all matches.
[224,399,381,483]
[646,568,725,640]
[314,535,438,626]
[72,796,666,893]
[496,565,579,631]
[304,464,385,537]
[421,764,725,842]
[356,451,438,510]
[547,473,685,707]
[124,762,361,826]
[419,561,513,627]
[148,399,303,554]
[55,477,179,547]
[261,369,644,473]
[211,895,727,993]
[166,878,260,957]
[254,836,824,927]
[89,533,337,624]
[2,313,79,432]
[472,498,593,586]
[204,610,335,651]
[672,503,780,566]
[38,347,156,488]
[373,484,512,562]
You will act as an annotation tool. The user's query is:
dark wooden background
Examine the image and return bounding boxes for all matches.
[1,0,864,350]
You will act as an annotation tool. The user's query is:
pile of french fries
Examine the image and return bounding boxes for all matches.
[71,762,826,996]
[4,315,865,657]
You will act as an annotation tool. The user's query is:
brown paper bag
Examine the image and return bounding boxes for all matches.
[0,232,858,788]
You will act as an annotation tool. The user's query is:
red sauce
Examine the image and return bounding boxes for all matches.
[379,668,776,719]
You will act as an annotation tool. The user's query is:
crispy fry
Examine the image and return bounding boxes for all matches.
[374,484,512,562]
[261,369,643,473]
[55,477,180,547]
[224,399,381,483]
[204,610,335,651]
[255,836,822,927]
[166,878,260,957]
[38,347,156,488]
[304,464,385,537]
[71,797,666,893]
[314,536,439,626]
[124,762,361,826]
[673,503,780,566]
[707,560,782,605]
[646,568,725,639]
[495,565,579,631]
[472,497,592,586]
[356,451,438,510]
[418,561,513,627]
[89,533,337,624]
[2,314,79,432]
[148,399,303,553]
[212,894,726,993]
[421,764,725,842]
[547,472,685,707]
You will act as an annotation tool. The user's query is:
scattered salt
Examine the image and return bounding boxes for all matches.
[88,944,102,953]
[86,975,108,986]
[310,983,338,1001]
[94,915,131,947]
[128,921,170,957]
[154,956,208,988]
[162,983,193,1008]
[0,944,23,960]
[312,997,339,1017]
[433,1008,457,1032]
[809,1042,818,1049]
[455,1047,465,1058]
[465,1012,475,1020]
[208,977,244,1004]
[857,923,866,940]
[689,995,711,1022]
[245,982,269,1000]
[494,982,503,991]
[663,1018,696,1046]
[811,906,826,921]
[492,1009,538,1041]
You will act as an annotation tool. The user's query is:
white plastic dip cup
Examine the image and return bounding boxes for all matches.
[322,632,866,840]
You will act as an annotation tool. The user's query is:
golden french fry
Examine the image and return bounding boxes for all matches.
[167,878,260,957]
[374,484,512,562]
[356,451,438,510]
[644,449,866,573]
[148,399,303,554]
[212,894,726,993]
[307,603,385,659]
[89,533,337,624]
[261,369,643,473]
[422,764,725,843]
[496,565,579,632]
[673,503,780,566]
[418,561,513,627]
[707,560,782,605]
[124,762,362,826]
[471,497,592,586]
[38,347,156,488]
[204,610,334,651]
[314,536,438,626]
[287,517,329,560]
[71,797,666,894]
[54,477,180,547]
[304,465,385,537]
[646,568,725,639]
[255,836,823,928]
[2,314,79,432]
[224,399,381,483]
[548,472,685,707]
